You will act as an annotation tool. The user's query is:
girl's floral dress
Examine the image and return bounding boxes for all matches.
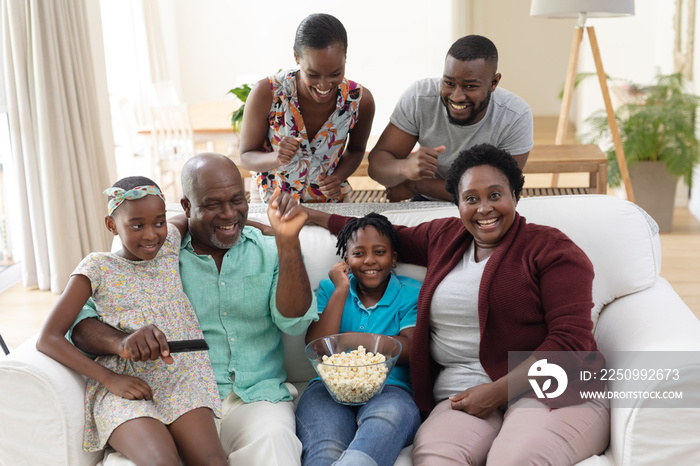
[75,224,220,451]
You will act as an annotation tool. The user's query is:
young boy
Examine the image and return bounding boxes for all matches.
[295,213,422,466]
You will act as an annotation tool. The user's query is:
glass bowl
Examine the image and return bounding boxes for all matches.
[305,333,402,405]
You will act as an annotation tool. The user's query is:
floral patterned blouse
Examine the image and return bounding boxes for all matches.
[254,69,364,203]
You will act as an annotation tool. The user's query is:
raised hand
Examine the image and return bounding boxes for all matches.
[403,145,446,180]
[117,324,173,365]
[276,136,302,167]
[317,173,342,200]
[268,188,308,239]
[328,261,350,289]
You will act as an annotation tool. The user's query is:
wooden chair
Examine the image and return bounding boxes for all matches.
[151,82,180,106]
[148,104,195,202]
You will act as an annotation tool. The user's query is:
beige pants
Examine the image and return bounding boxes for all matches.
[219,384,302,466]
[412,397,610,466]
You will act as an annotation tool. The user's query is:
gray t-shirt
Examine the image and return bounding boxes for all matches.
[390,77,534,179]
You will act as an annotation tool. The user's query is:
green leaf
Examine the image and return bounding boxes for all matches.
[230,107,245,132]
[228,84,251,103]
[227,83,253,132]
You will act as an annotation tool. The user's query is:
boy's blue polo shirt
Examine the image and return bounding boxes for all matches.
[315,273,421,392]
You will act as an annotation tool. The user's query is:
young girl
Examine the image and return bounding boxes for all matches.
[36,176,227,466]
[295,213,421,466]
[239,13,375,203]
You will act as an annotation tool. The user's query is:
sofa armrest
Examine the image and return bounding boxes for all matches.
[593,279,700,466]
[0,335,102,466]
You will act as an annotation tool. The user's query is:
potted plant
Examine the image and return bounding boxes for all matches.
[222,83,252,165]
[228,83,251,133]
[585,73,700,232]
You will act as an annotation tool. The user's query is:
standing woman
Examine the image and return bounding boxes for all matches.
[239,13,375,203]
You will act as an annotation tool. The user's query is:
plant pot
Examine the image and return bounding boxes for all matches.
[628,161,678,233]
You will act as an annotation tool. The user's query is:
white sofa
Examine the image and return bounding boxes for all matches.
[2,195,700,466]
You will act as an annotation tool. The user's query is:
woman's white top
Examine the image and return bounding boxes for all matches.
[430,241,492,403]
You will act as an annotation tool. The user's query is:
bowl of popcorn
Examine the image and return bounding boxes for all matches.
[305,333,402,405]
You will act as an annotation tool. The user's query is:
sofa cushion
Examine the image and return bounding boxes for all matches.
[0,335,102,466]
[514,195,660,324]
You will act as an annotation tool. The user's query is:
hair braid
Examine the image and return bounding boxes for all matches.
[335,212,398,258]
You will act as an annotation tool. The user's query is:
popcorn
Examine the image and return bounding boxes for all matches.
[316,345,390,403]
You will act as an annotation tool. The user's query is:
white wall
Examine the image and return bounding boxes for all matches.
[574,2,675,139]
[100,0,700,220]
[690,2,700,219]
[466,0,575,117]
[103,0,682,138]
[163,0,665,135]
[165,0,453,138]
[163,0,576,130]
[467,1,674,136]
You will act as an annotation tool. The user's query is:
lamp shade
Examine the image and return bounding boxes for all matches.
[530,0,635,18]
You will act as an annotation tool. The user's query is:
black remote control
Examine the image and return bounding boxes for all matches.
[167,339,209,353]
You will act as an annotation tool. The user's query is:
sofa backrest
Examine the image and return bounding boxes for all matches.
[515,195,661,317]
[268,195,662,383]
[286,195,661,322]
[384,196,661,320]
[171,195,661,383]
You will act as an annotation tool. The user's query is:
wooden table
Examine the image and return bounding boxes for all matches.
[187,100,240,154]
[166,107,607,196]
[521,144,608,196]
[139,100,240,153]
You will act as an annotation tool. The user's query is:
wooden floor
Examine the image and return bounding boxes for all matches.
[658,208,700,316]
[1,206,699,352]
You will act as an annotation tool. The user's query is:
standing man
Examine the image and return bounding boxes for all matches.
[368,35,533,201]
[71,153,317,465]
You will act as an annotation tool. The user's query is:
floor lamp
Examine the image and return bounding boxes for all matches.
[531,0,636,203]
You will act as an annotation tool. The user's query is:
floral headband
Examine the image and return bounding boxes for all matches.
[103,185,165,215]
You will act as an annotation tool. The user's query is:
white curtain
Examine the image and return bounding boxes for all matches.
[142,0,169,86]
[2,0,114,293]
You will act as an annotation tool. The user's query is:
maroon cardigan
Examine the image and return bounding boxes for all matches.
[328,213,605,415]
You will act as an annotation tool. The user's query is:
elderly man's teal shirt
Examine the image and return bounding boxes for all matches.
[74,226,317,402]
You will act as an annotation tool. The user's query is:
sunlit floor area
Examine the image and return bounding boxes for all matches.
[1,281,57,351]
[659,207,700,316]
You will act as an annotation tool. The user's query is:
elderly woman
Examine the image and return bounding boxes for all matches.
[303,143,609,465]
